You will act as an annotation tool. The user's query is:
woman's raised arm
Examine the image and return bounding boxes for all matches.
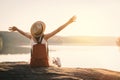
[44,16,77,40]
[9,26,31,39]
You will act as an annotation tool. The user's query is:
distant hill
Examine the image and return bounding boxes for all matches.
[0,31,118,54]
[0,31,30,54]
[59,36,117,46]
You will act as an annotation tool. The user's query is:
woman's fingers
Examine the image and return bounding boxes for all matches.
[69,15,77,23]
[8,26,17,31]
[72,15,77,22]
[8,27,13,31]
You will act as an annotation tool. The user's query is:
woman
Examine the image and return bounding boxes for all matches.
[9,16,77,67]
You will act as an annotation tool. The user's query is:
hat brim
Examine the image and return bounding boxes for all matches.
[31,21,45,37]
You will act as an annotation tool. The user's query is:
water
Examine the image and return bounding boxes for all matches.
[0,45,120,72]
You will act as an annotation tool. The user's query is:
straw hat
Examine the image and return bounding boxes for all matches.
[30,21,46,37]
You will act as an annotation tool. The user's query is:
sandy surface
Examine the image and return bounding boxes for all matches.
[0,62,120,80]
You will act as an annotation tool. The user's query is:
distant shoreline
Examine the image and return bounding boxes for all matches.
[0,31,118,54]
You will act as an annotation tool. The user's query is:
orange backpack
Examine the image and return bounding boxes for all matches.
[30,44,49,67]
[30,35,49,67]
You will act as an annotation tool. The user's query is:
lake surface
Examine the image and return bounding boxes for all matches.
[0,45,120,72]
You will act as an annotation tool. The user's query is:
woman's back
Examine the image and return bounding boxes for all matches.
[30,36,49,67]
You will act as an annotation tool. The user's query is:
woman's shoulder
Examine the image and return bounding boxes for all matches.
[43,34,50,41]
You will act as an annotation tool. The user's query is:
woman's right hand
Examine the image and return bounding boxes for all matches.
[68,15,77,24]
[116,37,120,46]
[9,26,18,31]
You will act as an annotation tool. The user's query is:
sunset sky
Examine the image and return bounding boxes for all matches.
[0,0,120,36]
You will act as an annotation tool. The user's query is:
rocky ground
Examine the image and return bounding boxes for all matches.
[0,62,120,80]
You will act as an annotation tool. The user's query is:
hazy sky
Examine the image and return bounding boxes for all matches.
[0,0,120,36]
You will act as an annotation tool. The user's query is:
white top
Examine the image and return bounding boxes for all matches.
[31,38,47,45]
[30,38,48,52]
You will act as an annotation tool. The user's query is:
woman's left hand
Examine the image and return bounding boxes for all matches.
[9,26,18,32]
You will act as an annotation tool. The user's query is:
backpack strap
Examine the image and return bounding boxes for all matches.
[36,35,44,44]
